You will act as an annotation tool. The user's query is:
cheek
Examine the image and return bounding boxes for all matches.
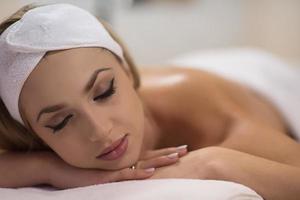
[111,86,144,149]
[117,88,144,133]
[37,131,89,167]
[113,70,145,134]
[56,139,92,167]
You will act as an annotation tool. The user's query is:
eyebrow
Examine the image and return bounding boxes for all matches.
[36,67,111,122]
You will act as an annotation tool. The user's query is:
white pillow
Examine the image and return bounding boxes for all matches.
[1,179,263,200]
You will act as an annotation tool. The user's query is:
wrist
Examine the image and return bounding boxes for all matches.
[32,151,58,185]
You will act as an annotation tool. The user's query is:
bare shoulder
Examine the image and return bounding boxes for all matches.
[138,65,236,147]
[141,65,287,126]
[138,65,238,117]
[139,65,221,96]
[138,65,214,110]
[138,65,290,144]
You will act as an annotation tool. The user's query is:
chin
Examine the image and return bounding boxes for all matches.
[92,157,137,170]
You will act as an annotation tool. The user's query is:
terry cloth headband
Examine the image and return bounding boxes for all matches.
[0,3,124,125]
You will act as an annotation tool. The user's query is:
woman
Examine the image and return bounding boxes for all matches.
[0,3,299,200]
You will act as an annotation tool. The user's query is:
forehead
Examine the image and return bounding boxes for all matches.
[42,47,117,73]
[25,47,118,88]
[19,47,120,112]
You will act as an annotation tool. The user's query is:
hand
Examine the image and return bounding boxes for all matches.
[134,144,188,169]
[149,146,223,180]
[45,145,188,189]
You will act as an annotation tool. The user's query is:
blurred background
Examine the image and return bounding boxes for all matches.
[1,0,299,67]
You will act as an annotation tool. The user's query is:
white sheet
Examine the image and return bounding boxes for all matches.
[1,179,263,200]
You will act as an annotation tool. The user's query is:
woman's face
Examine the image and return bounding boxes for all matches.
[19,47,145,170]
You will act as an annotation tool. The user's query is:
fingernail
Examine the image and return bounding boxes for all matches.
[176,145,188,150]
[167,152,179,159]
[144,168,155,173]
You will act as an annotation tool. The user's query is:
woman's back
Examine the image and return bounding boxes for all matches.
[138,65,294,149]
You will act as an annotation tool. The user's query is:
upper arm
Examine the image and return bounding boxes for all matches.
[219,119,300,167]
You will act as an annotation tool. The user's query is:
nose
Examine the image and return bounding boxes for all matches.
[84,109,113,142]
[89,118,113,142]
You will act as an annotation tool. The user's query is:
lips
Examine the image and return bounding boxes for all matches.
[97,134,128,158]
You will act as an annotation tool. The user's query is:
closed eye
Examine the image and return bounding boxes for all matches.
[44,78,116,134]
[45,114,73,134]
[93,78,116,101]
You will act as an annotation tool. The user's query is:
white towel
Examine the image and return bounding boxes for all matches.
[0,3,123,125]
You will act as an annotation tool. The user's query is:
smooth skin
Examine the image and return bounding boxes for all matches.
[11,47,300,199]
[140,65,300,200]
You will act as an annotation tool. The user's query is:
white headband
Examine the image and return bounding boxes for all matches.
[0,3,124,125]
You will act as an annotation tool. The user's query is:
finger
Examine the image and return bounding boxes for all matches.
[138,152,180,169]
[102,167,155,183]
[178,147,188,157]
[141,145,188,160]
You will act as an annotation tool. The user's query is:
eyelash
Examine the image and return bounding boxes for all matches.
[93,78,116,101]
[46,78,116,134]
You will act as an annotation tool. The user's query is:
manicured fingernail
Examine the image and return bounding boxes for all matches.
[176,145,188,150]
[167,152,179,159]
[144,168,155,173]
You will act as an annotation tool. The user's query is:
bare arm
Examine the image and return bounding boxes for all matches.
[216,119,300,199]
[150,146,300,200]
[219,118,300,167]
[0,146,188,189]
[213,123,300,200]
[0,151,50,188]
[209,147,300,200]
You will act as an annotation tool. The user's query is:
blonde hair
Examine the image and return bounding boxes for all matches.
[0,3,141,152]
